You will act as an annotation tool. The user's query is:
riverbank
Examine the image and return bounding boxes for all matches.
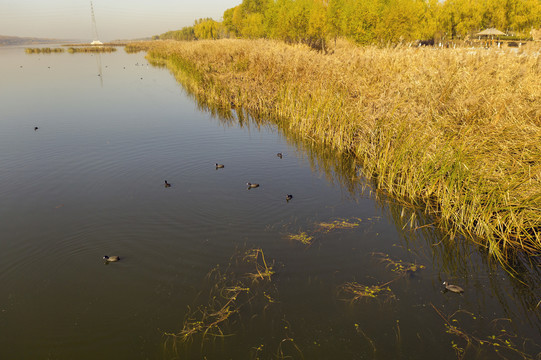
[127,39,541,261]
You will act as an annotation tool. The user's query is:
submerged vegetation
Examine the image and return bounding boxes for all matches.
[431,304,541,359]
[317,218,361,232]
[339,282,396,303]
[163,248,304,358]
[287,231,314,245]
[131,38,541,263]
[371,252,426,277]
[284,217,364,247]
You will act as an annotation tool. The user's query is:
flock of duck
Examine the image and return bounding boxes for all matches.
[102,152,295,266]
[164,152,293,196]
[33,126,465,292]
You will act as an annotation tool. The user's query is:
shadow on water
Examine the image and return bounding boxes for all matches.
[150,63,541,360]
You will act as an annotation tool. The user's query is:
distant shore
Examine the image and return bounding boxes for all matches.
[0,35,80,46]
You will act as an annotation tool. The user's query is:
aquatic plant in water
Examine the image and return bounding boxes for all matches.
[164,248,290,358]
[371,252,425,277]
[286,232,314,245]
[339,282,396,303]
[316,218,361,232]
[431,304,541,360]
[285,217,365,247]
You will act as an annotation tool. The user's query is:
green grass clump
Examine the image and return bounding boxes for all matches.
[135,39,541,262]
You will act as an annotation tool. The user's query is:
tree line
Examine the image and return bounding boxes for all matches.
[155,0,541,45]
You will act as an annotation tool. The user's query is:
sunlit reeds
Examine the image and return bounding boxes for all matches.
[25,47,64,54]
[134,39,541,261]
[64,42,128,47]
[66,46,117,53]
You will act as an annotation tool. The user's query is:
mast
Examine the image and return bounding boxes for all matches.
[90,2,102,45]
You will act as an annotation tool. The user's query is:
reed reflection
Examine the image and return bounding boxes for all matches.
[149,58,541,360]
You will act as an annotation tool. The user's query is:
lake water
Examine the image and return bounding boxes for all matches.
[0,45,540,359]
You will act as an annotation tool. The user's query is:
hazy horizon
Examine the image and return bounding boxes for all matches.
[0,0,240,41]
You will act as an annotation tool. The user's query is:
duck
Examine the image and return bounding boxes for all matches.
[277,153,283,159]
[246,182,259,189]
[164,180,171,188]
[215,163,225,168]
[443,281,464,293]
[103,255,120,262]
[286,194,293,201]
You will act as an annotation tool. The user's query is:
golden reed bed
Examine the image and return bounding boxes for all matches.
[127,39,541,262]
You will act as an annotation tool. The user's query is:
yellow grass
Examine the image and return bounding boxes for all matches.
[66,46,117,53]
[25,47,64,53]
[128,39,541,261]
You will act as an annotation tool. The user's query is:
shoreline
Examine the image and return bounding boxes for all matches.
[127,39,541,262]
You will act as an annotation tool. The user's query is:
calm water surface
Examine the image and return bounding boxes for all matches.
[0,45,540,359]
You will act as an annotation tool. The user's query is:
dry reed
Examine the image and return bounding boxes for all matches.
[66,46,117,53]
[130,39,541,262]
[25,47,64,54]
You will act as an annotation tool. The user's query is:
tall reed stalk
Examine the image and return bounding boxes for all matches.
[129,39,541,262]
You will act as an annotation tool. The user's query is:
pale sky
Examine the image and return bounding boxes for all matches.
[0,0,240,41]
